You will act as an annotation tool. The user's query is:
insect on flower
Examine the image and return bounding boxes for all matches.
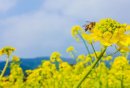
[83,21,96,32]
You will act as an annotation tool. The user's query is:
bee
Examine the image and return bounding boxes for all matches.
[83,21,96,32]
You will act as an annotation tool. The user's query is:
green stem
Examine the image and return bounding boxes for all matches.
[73,47,107,88]
[99,80,102,88]
[91,43,98,58]
[0,55,10,80]
[78,32,92,58]
[121,77,124,88]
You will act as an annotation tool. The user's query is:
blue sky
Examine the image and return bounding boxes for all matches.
[0,0,130,58]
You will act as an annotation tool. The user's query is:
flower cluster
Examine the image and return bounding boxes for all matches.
[0,54,130,88]
[0,46,16,56]
[0,18,130,88]
[82,18,130,48]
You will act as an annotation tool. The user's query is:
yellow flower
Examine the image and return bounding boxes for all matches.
[59,62,72,71]
[12,56,20,62]
[117,43,130,52]
[76,54,86,62]
[71,25,84,41]
[50,52,62,62]
[118,35,130,47]
[66,46,74,52]
[100,31,113,46]
[42,61,51,66]
[71,25,83,36]
[85,18,130,47]
[26,70,32,75]
[126,25,130,30]
[82,33,93,43]
[1,46,16,56]
[0,49,2,56]
[85,56,92,63]
[112,56,128,68]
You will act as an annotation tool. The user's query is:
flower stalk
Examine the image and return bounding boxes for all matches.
[77,31,92,58]
[73,47,107,88]
[0,55,10,80]
[90,43,98,58]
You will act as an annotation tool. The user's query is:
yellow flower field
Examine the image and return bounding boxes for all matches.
[0,18,130,88]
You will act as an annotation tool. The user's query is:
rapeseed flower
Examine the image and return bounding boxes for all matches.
[1,46,16,56]
[50,52,62,62]
[71,25,84,41]
[83,18,130,47]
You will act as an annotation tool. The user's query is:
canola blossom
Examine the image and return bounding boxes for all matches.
[82,18,130,47]
[0,18,130,88]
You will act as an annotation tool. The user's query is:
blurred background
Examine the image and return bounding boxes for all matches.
[0,0,130,58]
